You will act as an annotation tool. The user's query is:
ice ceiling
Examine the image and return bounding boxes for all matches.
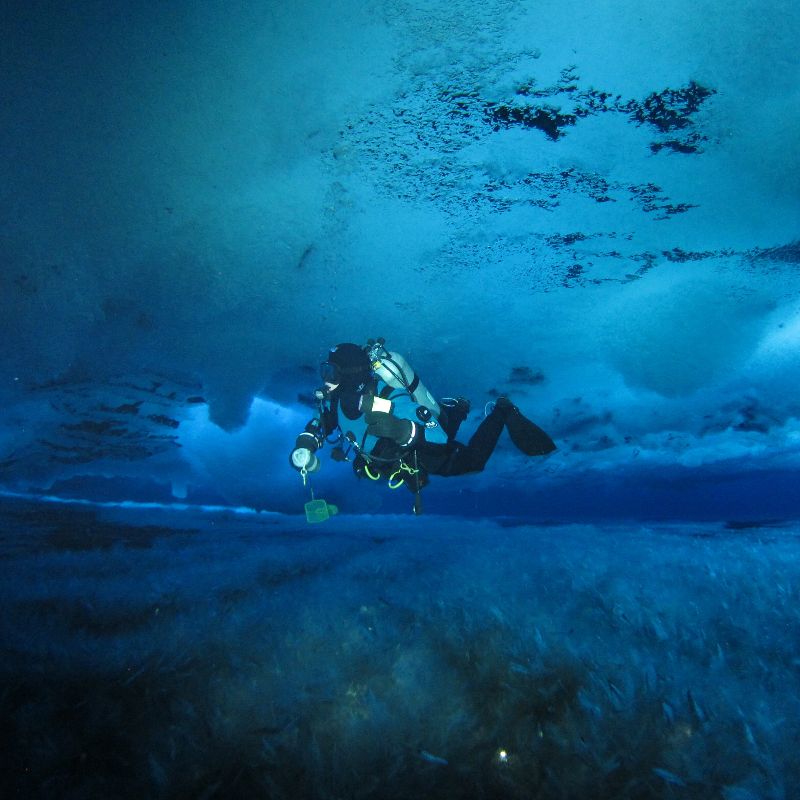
[2,0,799,519]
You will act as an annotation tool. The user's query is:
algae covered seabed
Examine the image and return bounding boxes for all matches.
[1,496,798,799]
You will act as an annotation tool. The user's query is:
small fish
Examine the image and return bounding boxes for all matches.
[419,750,448,766]
[606,681,625,710]
[743,721,757,748]
[652,767,686,786]
[687,689,707,724]
[578,690,603,718]
[643,663,658,692]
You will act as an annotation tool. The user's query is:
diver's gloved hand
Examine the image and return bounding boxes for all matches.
[360,391,421,447]
[365,411,420,447]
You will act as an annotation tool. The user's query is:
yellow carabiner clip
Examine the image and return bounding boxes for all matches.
[388,460,418,489]
[388,469,405,489]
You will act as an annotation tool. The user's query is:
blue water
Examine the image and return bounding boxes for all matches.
[3,0,800,796]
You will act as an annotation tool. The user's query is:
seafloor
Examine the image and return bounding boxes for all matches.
[1,495,797,799]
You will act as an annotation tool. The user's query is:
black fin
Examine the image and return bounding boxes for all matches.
[505,407,556,456]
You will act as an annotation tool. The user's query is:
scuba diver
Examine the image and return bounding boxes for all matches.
[290,339,556,514]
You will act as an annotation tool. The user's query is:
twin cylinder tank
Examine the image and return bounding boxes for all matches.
[372,350,441,418]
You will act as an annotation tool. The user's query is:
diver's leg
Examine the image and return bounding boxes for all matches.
[424,406,505,476]
[438,397,471,441]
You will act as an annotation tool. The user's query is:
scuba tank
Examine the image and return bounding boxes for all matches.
[366,338,441,418]
[366,338,432,515]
